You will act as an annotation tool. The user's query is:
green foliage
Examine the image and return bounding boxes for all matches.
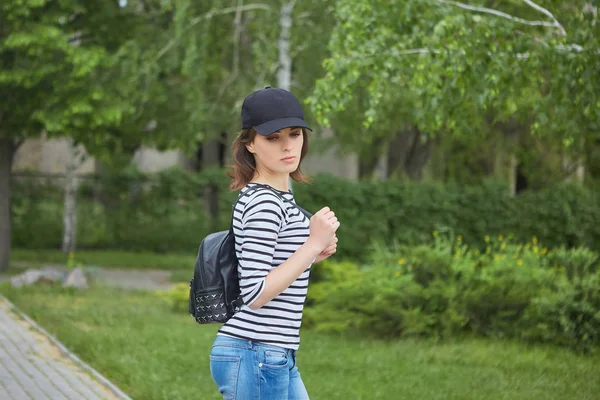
[307,235,600,353]
[11,167,233,253]
[156,282,191,313]
[0,0,137,146]
[304,259,363,310]
[309,0,600,155]
[12,170,600,260]
[521,271,600,354]
[293,174,600,262]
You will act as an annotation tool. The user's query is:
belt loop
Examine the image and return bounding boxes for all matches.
[247,340,252,349]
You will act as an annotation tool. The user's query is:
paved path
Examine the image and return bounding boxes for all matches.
[1,264,175,292]
[93,268,173,291]
[0,297,130,400]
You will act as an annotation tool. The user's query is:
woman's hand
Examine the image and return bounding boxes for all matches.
[314,234,338,263]
[307,206,340,252]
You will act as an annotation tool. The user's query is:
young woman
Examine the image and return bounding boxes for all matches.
[209,87,340,399]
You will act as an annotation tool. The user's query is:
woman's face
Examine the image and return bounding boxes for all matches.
[247,127,304,176]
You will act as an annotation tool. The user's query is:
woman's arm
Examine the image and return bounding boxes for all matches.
[248,206,339,310]
[248,239,322,310]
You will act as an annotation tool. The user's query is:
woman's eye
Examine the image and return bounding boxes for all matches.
[291,132,301,137]
[267,137,278,141]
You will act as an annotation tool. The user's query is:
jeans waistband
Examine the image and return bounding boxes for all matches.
[213,335,297,357]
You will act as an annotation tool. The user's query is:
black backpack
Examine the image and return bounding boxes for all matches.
[189,184,312,324]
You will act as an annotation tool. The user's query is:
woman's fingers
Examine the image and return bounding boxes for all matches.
[322,242,337,255]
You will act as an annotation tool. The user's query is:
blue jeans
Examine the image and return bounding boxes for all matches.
[209,335,310,400]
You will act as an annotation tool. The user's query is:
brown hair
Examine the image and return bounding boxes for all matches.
[228,128,311,190]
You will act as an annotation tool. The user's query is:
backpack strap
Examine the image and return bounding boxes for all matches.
[228,185,267,228]
[248,183,313,219]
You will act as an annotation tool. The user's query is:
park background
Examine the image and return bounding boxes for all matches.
[1,1,599,399]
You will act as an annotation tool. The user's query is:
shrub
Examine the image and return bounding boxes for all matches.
[521,247,600,353]
[306,234,600,353]
[293,175,600,262]
[12,166,220,253]
[12,169,600,260]
[156,282,191,314]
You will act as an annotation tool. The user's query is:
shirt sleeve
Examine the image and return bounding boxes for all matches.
[238,191,285,307]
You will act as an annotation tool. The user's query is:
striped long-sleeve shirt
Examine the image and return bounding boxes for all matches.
[216,183,312,350]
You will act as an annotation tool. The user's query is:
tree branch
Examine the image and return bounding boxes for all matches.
[232,0,244,76]
[13,139,24,152]
[156,3,270,60]
[398,48,439,54]
[522,0,566,36]
[254,62,280,88]
[435,0,564,35]
[68,33,90,45]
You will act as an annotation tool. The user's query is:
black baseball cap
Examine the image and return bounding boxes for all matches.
[241,86,312,136]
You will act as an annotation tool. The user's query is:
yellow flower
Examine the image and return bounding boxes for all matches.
[542,248,548,254]
[498,234,503,242]
[501,243,506,250]
[433,230,438,237]
[533,236,538,244]
[484,235,490,242]
[533,247,539,253]
[513,254,518,259]
[398,259,406,265]
[474,249,479,255]
[394,272,400,277]
[457,235,463,242]
[517,259,523,266]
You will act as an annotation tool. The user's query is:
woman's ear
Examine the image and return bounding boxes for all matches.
[246,143,255,154]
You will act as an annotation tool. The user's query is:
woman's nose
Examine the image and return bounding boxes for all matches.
[282,137,292,151]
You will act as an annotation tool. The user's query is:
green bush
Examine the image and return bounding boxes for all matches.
[156,282,191,313]
[521,247,600,353]
[11,168,600,260]
[12,166,224,253]
[293,175,600,262]
[307,234,600,353]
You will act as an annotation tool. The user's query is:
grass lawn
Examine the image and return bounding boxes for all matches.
[1,283,599,400]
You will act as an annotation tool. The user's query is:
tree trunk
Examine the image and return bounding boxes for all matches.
[0,138,16,271]
[277,1,294,92]
[509,154,518,196]
[576,164,585,183]
[562,154,585,184]
[278,0,295,191]
[358,155,380,179]
[387,127,434,180]
[62,140,79,253]
[202,138,221,232]
[358,137,384,179]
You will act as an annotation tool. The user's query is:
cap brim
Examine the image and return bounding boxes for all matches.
[253,117,312,136]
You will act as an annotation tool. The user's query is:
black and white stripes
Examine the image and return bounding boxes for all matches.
[216,183,312,350]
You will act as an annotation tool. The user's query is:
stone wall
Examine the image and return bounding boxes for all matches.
[13,132,361,179]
